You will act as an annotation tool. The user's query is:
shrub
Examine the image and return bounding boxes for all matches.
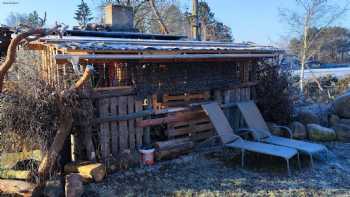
[255,62,294,124]
[0,49,60,153]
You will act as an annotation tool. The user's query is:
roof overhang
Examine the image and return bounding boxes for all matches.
[55,53,278,64]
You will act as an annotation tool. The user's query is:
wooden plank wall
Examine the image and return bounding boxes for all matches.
[97,95,144,161]
[219,62,253,130]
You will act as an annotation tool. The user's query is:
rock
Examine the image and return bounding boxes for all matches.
[42,178,64,197]
[332,92,350,118]
[65,173,84,197]
[297,111,320,125]
[289,121,307,139]
[307,124,336,141]
[339,118,350,126]
[333,124,350,141]
[329,114,340,127]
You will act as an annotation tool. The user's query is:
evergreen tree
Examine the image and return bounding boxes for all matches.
[27,11,40,27]
[74,0,93,27]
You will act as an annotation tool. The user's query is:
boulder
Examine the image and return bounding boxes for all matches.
[339,118,350,126]
[65,173,83,197]
[307,124,336,141]
[42,178,64,197]
[289,121,307,139]
[333,123,350,142]
[297,111,320,125]
[329,114,340,127]
[332,92,350,118]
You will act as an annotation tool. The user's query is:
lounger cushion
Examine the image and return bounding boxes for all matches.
[226,139,297,160]
[262,136,327,155]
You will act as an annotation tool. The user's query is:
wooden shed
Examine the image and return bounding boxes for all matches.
[27,31,280,163]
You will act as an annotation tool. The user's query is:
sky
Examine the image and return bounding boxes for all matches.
[0,0,350,45]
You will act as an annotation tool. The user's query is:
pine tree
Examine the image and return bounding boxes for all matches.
[74,0,93,28]
[27,11,40,27]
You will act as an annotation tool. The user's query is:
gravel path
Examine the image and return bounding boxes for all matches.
[86,143,350,196]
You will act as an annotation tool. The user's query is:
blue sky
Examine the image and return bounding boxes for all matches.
[0,0,349,45]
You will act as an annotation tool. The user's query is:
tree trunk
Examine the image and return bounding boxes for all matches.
[300,15,309,94]
[148,0,169,34]
[38,67,93,181]
[38,106,73,181]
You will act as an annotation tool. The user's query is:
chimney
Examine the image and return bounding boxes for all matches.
[104,4,134,31]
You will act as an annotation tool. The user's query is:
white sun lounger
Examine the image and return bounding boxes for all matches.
[201,102,299,175]
[237,101,328,167]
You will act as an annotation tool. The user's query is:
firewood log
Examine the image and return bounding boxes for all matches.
[155,137,194,160]
[155,137,192,150]
[64,162,106,182]
[156,140,194,160]
[0,179,37,196]
[0,150,42,169]
[0,169,31,180]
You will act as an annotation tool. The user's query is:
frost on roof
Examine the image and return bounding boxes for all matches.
[39,36,281,52]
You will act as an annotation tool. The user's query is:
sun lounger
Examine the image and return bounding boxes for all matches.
[201,102,298,175]
[237,101,328,167]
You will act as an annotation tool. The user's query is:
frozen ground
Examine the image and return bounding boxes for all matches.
[85,143,350,196]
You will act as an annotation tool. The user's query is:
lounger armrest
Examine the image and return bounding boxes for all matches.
[272,126,293,138]
[236,128,261,140]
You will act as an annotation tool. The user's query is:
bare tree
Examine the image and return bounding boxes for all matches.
[148,0,169,34]
[280,0,350,93]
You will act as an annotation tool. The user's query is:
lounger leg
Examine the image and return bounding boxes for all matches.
[241,149,245,168]
[309,153,314,168]
[297,153,301,170]
[286,159,291,176]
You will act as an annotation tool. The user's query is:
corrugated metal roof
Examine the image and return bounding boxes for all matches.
[39,36,281,53]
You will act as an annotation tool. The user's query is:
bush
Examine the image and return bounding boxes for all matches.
[255,62,294,124]
[0,49,60,153]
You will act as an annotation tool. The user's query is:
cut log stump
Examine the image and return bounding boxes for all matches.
[64,162,106,182]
